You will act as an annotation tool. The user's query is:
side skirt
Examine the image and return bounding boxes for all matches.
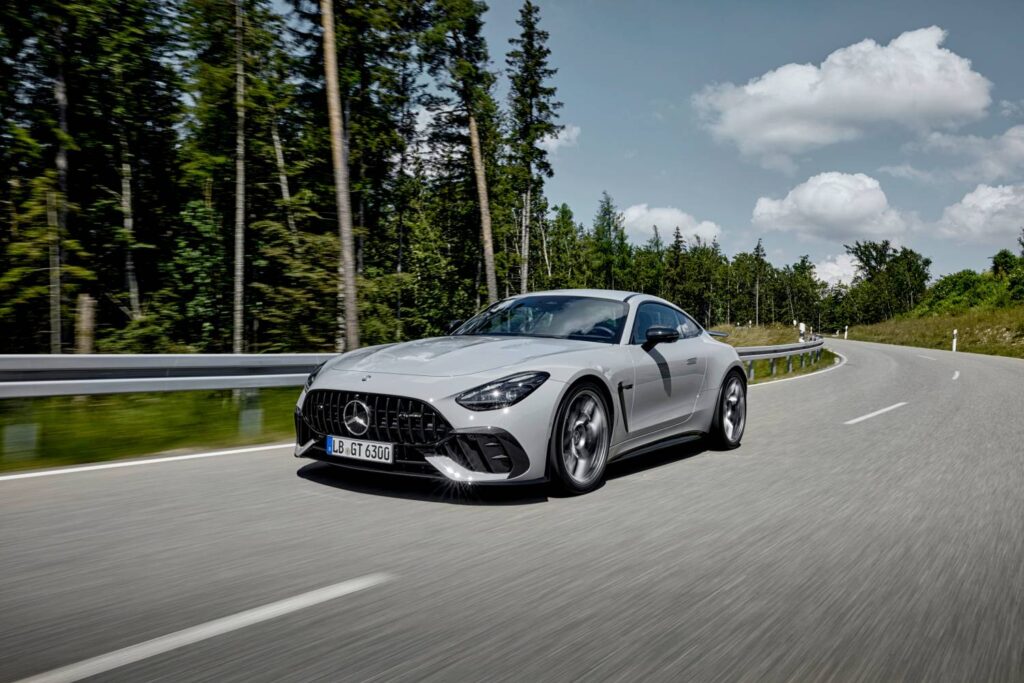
[611,431,705,463]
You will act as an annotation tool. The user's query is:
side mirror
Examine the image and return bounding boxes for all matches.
[642,325,679,350]
[446,319,464,334]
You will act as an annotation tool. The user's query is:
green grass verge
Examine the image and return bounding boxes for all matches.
[0,388,300,473]
[710,323,808,348]
[848,306,1024,359]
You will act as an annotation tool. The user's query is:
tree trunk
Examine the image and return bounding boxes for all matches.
[75,293,95,354]
[53,58,68,354]
[270,117,297,236]
[233,0,246,354]
[47,191,61,354]
[321,0,359,351]
[119,134,141,320]
[540,214,551,280]
[519,184,531,294]
[467,114,497,303]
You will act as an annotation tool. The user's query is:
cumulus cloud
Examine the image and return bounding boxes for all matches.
[539,124,581,154]
[752,172,911,241]
[917,125,1024,183]
[936,184,1024,242]
[878,163,939,183]
[693,27,991,170]
[621,204,722,245]
[814,253,859,286]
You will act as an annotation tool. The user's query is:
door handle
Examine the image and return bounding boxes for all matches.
[686,357,697,365]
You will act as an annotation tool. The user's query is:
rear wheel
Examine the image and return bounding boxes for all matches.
[711,372,746,449]
[549,383,611,495]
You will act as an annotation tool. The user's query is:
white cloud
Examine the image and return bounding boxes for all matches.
[917,125,1024,183]
[937,183,1024,242]
[1000,100,1024,118]
[814,253,859,286]
[539,124,581,154]
[622,204,722,245]
[752,172,911,241]
[693,27,991,170]
[878,163,939,183]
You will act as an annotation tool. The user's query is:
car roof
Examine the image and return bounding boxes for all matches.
[516,288,641,302]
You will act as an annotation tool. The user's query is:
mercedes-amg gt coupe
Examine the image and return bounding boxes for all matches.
[294,289,746,493]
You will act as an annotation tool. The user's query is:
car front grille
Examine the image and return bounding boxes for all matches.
[301,389,452,446]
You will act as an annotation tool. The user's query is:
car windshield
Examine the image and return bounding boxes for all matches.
[453,295,629,344]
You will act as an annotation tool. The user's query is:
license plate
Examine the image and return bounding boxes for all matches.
[325,435,394,465]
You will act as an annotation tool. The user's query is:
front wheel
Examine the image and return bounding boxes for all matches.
[549,383,611,495]
[711,372,746,449]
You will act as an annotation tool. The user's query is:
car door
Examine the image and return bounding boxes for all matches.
[626,303,708,436]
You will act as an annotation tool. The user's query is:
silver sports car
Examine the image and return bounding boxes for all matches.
[294,289,746,493]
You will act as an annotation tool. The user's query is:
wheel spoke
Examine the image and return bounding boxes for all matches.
[573,456,589,480]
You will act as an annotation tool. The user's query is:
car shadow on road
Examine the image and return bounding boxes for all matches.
[296,461,550,506]
[298,438,712,504]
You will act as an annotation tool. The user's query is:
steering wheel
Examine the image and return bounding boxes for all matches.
[588,323,616,339]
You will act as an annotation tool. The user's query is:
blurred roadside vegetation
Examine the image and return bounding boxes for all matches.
[845,254,1024,359]
[849,307,1024,359]
[0,388,298,473]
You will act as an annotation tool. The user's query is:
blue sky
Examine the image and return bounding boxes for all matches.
[481,0,1024,282]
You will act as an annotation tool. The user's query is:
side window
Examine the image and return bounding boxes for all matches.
[677,311,702,339]
[631,303,682,344]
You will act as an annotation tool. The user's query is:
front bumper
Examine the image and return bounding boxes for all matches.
[293,376,557,483]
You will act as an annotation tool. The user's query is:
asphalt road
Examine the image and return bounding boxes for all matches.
[3,339,1024,682]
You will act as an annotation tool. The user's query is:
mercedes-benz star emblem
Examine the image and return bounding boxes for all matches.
[342,400,371,436]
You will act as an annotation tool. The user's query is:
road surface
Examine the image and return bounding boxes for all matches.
[2,339,1023,682]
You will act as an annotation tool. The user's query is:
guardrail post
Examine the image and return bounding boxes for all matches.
[2,423,39,463]
[747,361,755,380]
[770,358,776,376]
[786,355,793,373]
[238,389,264,438]
[800,353,805,369]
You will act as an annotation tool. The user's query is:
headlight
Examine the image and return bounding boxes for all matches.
[456,372,549,411]
[305,361,327,390]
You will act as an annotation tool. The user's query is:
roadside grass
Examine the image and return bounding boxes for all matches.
[0,388,299,473]
[709,323,805,347]
[847,306,1024,359]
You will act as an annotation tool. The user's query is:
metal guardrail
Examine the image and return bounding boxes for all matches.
[0,354,335,398]
[0,336,827,398]
[735,336,825,380]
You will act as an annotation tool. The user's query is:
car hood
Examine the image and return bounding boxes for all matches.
[326,335,597,378]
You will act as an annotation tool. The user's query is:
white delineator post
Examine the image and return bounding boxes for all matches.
[844,325,848,340]
[952,328,958,353]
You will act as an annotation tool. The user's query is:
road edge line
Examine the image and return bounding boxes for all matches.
[0,442,293,483]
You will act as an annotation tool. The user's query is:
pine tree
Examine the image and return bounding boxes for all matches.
[423,0,499,303]
[506,0,560,293]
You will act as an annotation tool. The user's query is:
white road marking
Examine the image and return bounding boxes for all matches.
[0,443,292,483]
[13,574,392,683]
[952,371,960,381]
[916,354,937,361]
[844,402,908,425]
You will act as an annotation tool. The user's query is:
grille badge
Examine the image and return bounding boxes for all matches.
[342,400,372,436]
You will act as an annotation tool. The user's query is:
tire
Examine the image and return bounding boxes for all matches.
[710,371,746,450]
[548,382,611,495]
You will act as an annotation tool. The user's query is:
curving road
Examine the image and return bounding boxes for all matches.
[2,339,1023,682]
